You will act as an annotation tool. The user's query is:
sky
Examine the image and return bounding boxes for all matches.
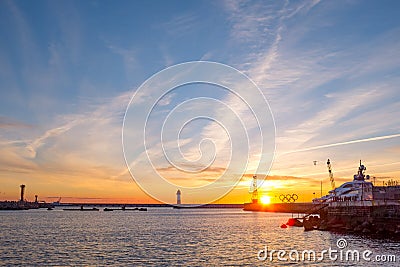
[0,0,399,204]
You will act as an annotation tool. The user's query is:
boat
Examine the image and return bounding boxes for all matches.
[120,206,147,211]
[120,207,148,211]
[52,197,62,206]
[307,160,400,235]
[63,206,99,211]
[286,218,303,227]
[312,161,374,203]
[103,208,114,211]
[312,160,400,204]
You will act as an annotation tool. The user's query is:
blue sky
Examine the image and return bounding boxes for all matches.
[0,0,399,203]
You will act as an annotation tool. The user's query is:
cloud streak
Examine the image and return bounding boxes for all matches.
[280,133,400,156]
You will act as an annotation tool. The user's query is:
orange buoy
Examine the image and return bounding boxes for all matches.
[280,223,288,228]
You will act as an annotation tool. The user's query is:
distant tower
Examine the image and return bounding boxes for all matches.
[35,195,38,203]
[20,184,25,202]
[176,189,181,205]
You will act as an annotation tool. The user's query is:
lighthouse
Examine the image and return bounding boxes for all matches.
[176,189,181,205]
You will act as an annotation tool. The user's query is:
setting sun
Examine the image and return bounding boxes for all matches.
[260,195,271,205]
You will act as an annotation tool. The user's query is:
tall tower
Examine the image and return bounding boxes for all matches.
[20,184,26,202]
[176,189,181,205]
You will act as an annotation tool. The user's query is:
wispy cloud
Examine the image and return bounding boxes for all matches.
[26,119,82,158]
[0,89,132,178]
[108,45,137,79]
[218,0,400,190]
[0,116,32,129]
[159,13,199,37]
[281,133,400,156]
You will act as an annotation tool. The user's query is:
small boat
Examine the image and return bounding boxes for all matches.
[104,208,114,211]
[286,218,303,227]
[120,206,147,211]
[47,207,53,211]
[120,208,147,211]
[63,206,99,211]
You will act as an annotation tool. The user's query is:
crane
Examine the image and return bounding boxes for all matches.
[327,159,335,191]
[250,175,259,204]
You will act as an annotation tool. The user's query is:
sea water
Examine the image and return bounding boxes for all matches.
[0,208,399,266]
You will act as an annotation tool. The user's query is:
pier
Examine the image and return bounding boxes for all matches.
[243,202,319,213]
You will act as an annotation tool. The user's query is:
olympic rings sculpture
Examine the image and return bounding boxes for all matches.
[279,194,298,203]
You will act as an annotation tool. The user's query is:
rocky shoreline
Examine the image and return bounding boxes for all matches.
[285,203,400,238]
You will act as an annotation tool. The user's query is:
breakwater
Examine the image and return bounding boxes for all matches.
[317,200,400,236]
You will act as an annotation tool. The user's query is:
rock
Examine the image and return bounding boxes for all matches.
[362,227,371,234]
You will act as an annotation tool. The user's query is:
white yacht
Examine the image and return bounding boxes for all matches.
[313,161,373,203]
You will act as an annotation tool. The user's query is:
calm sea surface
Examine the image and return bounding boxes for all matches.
[0,208,399,266]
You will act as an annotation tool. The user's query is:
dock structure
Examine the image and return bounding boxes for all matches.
[314,200,400,235]
[243,202,322,213]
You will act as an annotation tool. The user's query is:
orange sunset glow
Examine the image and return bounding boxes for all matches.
[2,1,400,266]
[0,0,399,206]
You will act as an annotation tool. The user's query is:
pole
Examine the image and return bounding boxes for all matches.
[320,180,322,197]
